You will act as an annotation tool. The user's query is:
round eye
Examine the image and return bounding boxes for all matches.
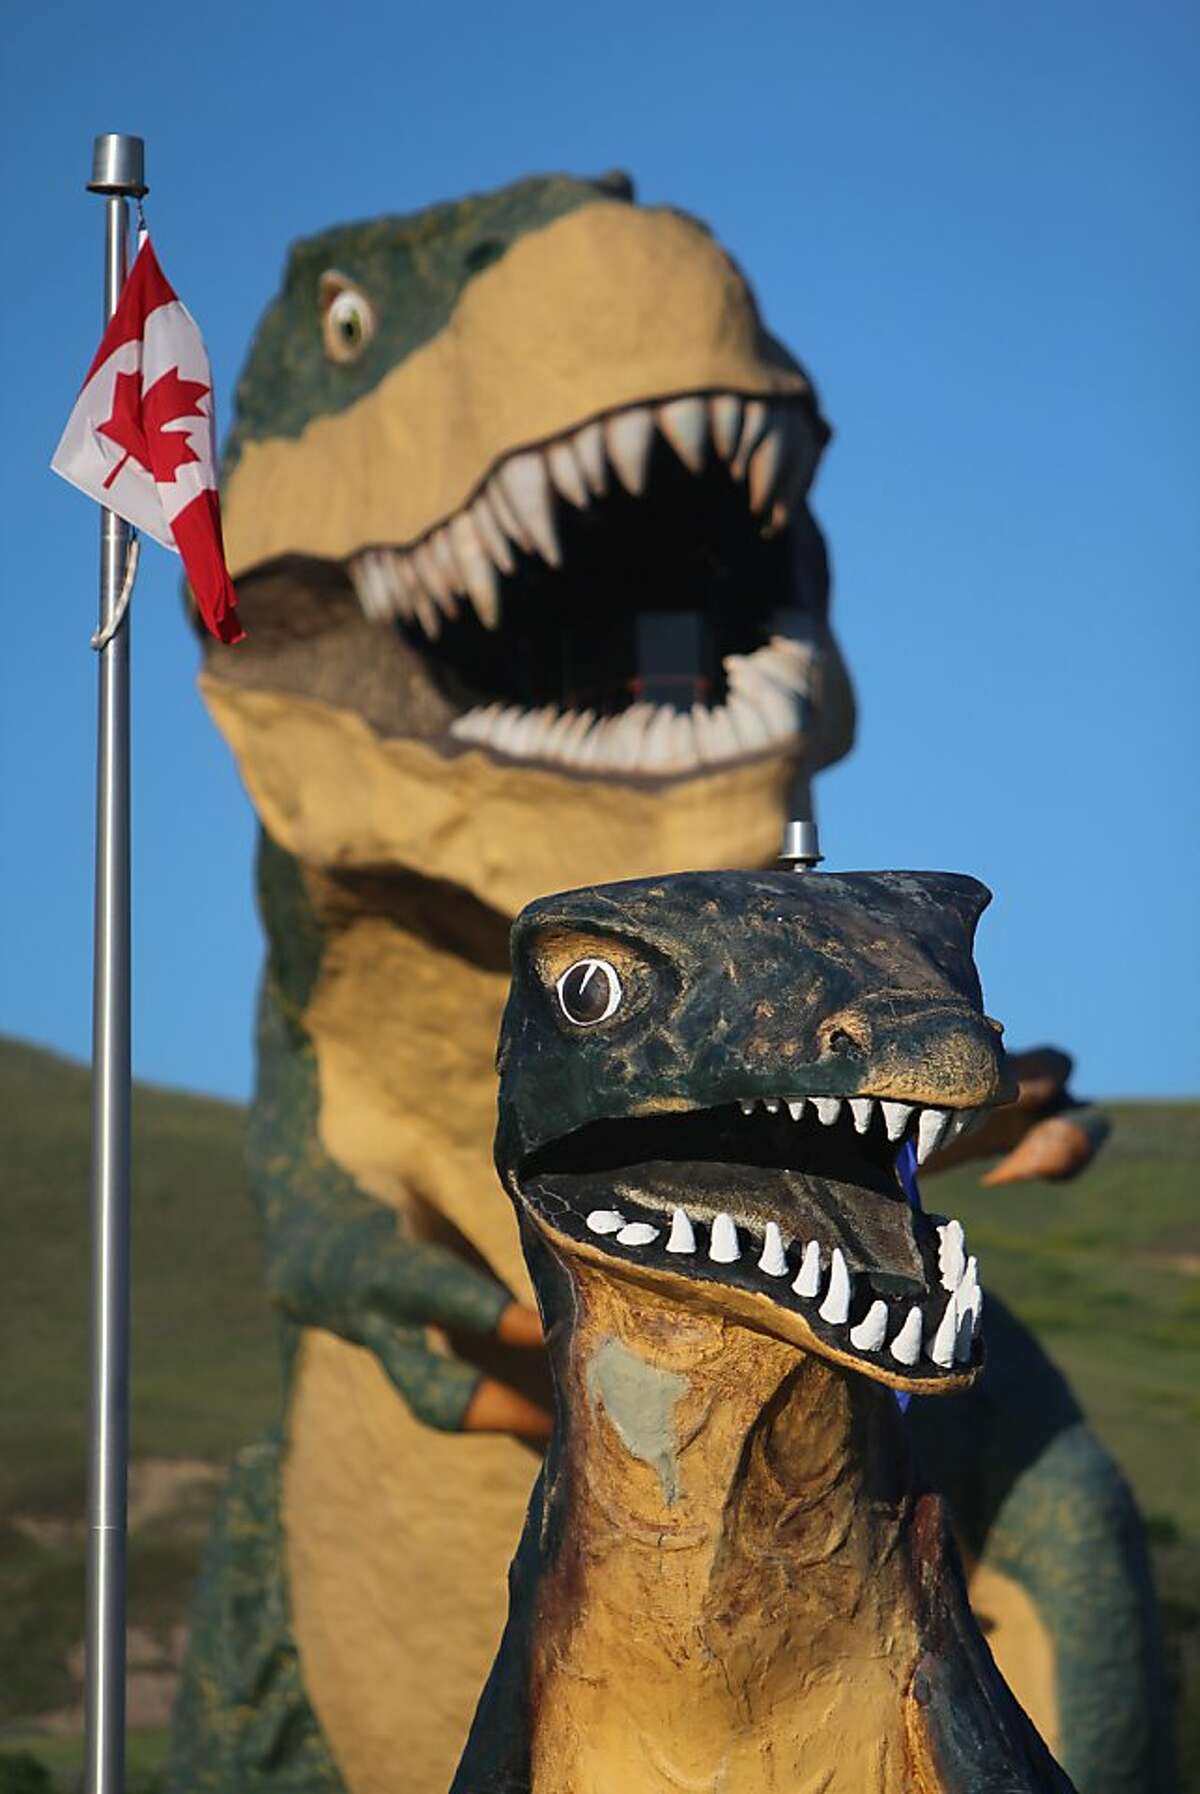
[556,959,622,1026]
[321,281,375,364]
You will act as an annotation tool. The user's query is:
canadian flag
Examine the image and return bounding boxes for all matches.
[52,237,244,644]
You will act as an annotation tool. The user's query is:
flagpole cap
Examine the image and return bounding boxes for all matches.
[779,819,823,871]
[87,134,148,198]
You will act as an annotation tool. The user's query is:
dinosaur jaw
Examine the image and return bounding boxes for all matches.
[344,393,846,782]
[515,1094,989,1394]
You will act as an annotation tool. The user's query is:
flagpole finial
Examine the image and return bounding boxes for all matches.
[87,134,147,198]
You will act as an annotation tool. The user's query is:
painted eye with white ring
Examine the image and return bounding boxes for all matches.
[556,959,622,1027]
[319,272,375,364]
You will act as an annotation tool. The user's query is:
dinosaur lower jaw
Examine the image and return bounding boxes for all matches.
[345,393,835,781]
[517,1098,988,1393]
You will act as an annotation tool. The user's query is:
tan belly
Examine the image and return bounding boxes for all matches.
[968,1561,1060,1759]
[283,1328,539,1794]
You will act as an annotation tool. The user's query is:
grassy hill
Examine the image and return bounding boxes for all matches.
[1,1036,1197,1789]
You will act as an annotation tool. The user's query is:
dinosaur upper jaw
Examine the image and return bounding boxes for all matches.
[515,1092,989,1394]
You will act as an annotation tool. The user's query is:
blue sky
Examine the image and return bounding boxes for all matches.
[2,0,1196,1100]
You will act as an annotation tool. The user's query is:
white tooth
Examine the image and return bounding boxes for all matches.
[881,1101,913,1142]
[431,527,465,606]
[449,703,499,744]
[604,407,655,495]
[545,438,589,509]
[521,706,559,757]
[655,396,708,473]
[813,1097,842,1127]
[351,554,390,621]
[638,705,677,771]
[486,473,533,553]
[709,393,744,460]
[586,1209,625,1235]
[763,1098,780,1115]
[730,398,769,480]
[724,658,797,741]
[616,1221,659,1246]
[818,1247,852,1325]
[411,585,442,641]
[690,703,721,764]
[954,1308,975,1363]
[666,1208,696,1254]
[497,451,561,567]
[889,1305,923,1366]
[725,693,772,753]
[448,514,501,629]
[491,706,527,753]
[793,1240,822,1298]
[917,1107,951,1166]
[570,419,609,495]
[539,708,583,759]
[470,495,516,574]
[706,706,741,761]
[670,711,698,770]
[709,1213,740,1263]
[850,1300,888,1353]
[758,1222,789,1278]
[786,1098,806,1121]
[849,1098,875,1135]
[609,704,653,771]
[557,709,597,764]
[392,551,425,621]
[411,540,452,609]
[747,420,786,514]
[738,1100,755,1116]
[929,1296,958,1368]
[937,1220,967,1293]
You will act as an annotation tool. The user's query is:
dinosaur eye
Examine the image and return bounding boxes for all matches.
[556,959,622,1027]
[319,275,375,364]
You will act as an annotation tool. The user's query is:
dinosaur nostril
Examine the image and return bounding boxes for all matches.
[828,1027,863,1057]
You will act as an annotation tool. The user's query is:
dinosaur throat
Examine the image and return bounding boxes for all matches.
[346,394,823,780]
[518,1093,986,1392]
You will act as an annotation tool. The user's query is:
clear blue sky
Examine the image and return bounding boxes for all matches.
[2,0,1196,1100]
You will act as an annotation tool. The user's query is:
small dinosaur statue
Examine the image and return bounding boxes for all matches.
[172,172,1171,1794]
[456,866,1073,1794]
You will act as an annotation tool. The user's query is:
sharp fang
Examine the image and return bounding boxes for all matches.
[447,514,500,629]
[849,1300,888,1353]
[666,1208,696,1254]
[793,1240,822,1298]
[849,1097,875,1134]
[786,1098,806,1121]
[430,527,464,608]
[738,1100,755,1116]
[497,452,561,567]
[929,1296,958,1368]
[570,419,609,495]
[747,420,785,513]
[486,473,533,553]
[730,397,769,480]
[411,539,450,606]
[881,1101,912,1142]
[889,1305,923,1366]
[818,1247,852,1325]
[350,553,390,621]
[545,438,589,509]
[937,1219,967,1293]
[655,395,708,473]
[758,1222,788,1278]
[586,1210,625,1235]
[709,1213,740,1263]
[813,1097,842,1127]
[917,1108,952,1165]
[616,1221,659,1246]
[469,495,516,574]
[604,407,655,495]
[709,393,744,460]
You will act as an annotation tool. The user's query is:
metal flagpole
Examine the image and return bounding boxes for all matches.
[83,130,146,1794]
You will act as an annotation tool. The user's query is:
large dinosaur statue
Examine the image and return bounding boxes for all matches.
[170,173,1171,1794]
[457,864,1072,1794]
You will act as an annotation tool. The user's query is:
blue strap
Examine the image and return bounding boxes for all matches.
[894,1137,921,1412]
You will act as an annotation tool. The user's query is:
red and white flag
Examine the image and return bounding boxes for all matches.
[52,237,244,644]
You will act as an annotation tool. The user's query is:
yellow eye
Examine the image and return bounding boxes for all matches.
[319,274,375,364]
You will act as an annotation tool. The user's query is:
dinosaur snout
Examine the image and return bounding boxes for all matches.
[826,998,1011,1110]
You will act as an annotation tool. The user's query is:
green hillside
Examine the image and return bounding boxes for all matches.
[0,1036,1197,1789]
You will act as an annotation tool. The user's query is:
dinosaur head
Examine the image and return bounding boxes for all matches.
[200,172,854,915]
[496,869,1011,1393]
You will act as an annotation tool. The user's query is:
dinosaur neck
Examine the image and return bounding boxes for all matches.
[525,1256,928,1792]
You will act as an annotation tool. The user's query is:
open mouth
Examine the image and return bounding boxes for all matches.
[517,1092,986,1386]
[347,393,826,777]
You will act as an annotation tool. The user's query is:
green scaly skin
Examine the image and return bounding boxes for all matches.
[169,174,1174,1794]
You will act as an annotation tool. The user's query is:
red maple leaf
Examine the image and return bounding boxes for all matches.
[98,365,211,489]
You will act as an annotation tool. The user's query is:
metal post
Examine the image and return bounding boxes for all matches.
[84,130,146,1794]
